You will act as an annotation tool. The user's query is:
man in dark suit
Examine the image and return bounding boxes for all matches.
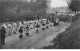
[0,26,6,45]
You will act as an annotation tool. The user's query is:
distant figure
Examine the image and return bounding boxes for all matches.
[2,24,7,36]
[40,18,43,24]
[46,21,49,29]
[12,23,17,34]
[53,18,59,26]
[19,27,23,39]
[2,24,7,31]
[42,23,45,30]
[23,21,27,29]
[0,26,6,45]
[24,21,27,25]
[30,23,34,29]
[7,23,12,36]
[18,22,23,31]
[36,23,40,33]
[19,22,23,27]
[32,22,36,28]
[25,25,29,36]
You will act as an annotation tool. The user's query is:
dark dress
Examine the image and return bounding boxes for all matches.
[42,23,45,26]
[19,28,23,38]
[19,28,23,34]
[42,23,45,30]
[36,24,40,28]
[26,26,29,36]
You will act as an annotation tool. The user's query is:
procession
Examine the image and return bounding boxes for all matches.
[1,0,79,49]
[0,18,59,48]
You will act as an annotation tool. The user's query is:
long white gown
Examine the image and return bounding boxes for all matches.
[26,26,29,34]
[7,24,12,36]
[18,22,23,33]
[12,23,17,34]
[23,21,27,31]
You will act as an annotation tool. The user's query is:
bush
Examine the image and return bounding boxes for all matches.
[42,14,80,49]
[58,15,72,22]
[0,0,47,22]
[52,27,80,49]
[43,27,80,49]
[72,14,80,22]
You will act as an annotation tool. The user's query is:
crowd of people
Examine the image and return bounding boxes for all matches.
[0,18,59,48]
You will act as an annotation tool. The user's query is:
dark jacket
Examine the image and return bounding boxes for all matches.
[26,26,29,30]
[0,28,6,38]
[19,28,23,33]
[36,24,40,28]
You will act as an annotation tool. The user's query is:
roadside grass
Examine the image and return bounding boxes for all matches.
[42,14,80,49]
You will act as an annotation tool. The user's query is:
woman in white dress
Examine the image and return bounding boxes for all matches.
[18,22,22,29]
[12,23,17,34]
[17,22,23,33]
[7,23,12,36]
[23,21,27,31]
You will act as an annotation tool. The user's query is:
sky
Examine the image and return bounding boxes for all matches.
[51,0,68,8]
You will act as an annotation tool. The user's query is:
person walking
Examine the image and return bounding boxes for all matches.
[36,23,40,33]
[46,20,49,29]
[25,25,29,36]
[7,23,12,36]
[2,24,7,37]
[18,27,23,39]
[12,23,17,34]
[42,23,45,30]
[0,26,6,45]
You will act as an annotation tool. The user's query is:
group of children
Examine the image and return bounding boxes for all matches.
[0,18,60,46]
[0,19,51,39]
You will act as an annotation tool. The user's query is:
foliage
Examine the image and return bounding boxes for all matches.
[58,15,72,22]
[69,0,80,12]
[0,0,47,22]
[42,14,80,49]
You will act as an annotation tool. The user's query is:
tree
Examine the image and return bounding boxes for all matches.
[0,0,47,22]
[68,0,80,13]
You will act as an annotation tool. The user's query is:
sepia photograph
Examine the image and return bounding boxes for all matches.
[0,0,80,49]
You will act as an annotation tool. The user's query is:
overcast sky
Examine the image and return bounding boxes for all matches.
[51,0,68,8]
